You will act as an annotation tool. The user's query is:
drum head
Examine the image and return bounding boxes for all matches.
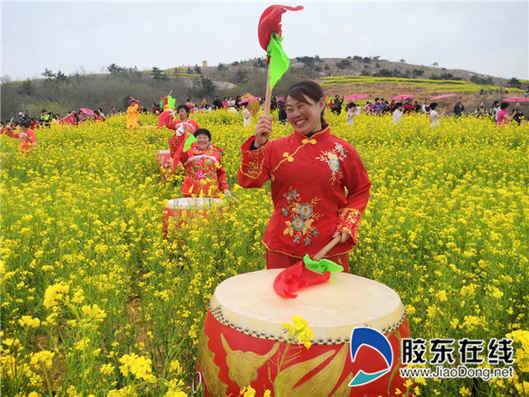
[166,197,223,210]
[210,270,405,343]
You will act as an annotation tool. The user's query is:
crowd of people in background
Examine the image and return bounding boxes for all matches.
[1,93,526,135]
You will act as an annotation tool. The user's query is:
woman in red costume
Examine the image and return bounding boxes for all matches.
[173,128,232,198]
[238,81,370,271]
[1,118,37,154]
[167,105,200,158]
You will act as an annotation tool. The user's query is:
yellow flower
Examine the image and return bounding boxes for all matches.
[282,315,314,349]
[18,315,40,328]
[240,385,256,397]
[43,281,70,308]
[30,350,54,370]
[459,386,472,396]
[118,353,156,383]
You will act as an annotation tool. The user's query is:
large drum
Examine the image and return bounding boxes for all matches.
[162,197,224,237]
[197,270,410,397]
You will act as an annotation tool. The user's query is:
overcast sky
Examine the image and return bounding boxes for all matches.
[2,0,528,81]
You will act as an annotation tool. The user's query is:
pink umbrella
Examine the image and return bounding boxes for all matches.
[503,97,529,103]
[431,93,457,100]
[80,107,95,116]
[345,94,370,101]
[238,97,259,105]
[391,94,415,101]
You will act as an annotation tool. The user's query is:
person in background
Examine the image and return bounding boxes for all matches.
[429,103,441,128]
[126,98,140,129]
[152,102,161,115]
[346,103,357,125]
[2,117,37,154]
[454,101,465,117]
[474,102,487,117]
[403,99,415,114]
[277,100,287,125]
[242,104,251,127]
[489,101,500,121]
[167,105,199,158]
[497,102,516,126]
[512,102,524,125]
[392,103,403,125]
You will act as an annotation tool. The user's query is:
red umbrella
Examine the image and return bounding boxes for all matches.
[503,97,529,103]
[431,93,457,100]
[391,94,415,101]
[345,94,370,101]
[80,108,95,116]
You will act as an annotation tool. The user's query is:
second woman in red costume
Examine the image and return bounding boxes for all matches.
[173,128,232,198]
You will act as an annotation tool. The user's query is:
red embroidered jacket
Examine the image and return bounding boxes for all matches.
[174,142,229,197]
[238,126,370,258]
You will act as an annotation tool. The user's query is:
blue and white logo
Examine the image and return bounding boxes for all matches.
[349,327,394,387]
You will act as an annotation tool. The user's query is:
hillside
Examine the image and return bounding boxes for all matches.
[1,56,526,120]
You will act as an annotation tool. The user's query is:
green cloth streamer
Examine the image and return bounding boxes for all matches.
[167,95,176,110]
[266,33,290,91]
[303,254,344,274]
[182,132,197,152]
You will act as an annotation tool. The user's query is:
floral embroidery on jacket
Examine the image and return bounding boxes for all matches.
[282,187,321,246]
[316,143,348,184]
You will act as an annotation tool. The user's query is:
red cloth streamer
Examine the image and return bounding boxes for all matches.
[258,4,304,51]
[273,260,330,298]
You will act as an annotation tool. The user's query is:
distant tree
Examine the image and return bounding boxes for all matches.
[217,63,226,71]
[254,58,266,68]
[232,61,239,66]
[107,63,125,75]
[400,59,406,63]
[297,56,315,68]
[362,57,371,63]
[432,62,439,67]
[152,66,167,80]
[314,55,320,61]
[508,78,521,88]
[234,69,248,84]
[470,75,493,85]
[56,70,69,82]
[187,67,194,74]
[194,65,202,74]
[336,59,352,69]
[413,69,424,77]
[193,77,215,97]
[360,69,371,76]
[18,79,34,96]
[42,68,56,80]
[373,56,381,61]
[353,56,363,62]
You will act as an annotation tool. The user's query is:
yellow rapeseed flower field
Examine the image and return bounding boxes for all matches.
[1,110,528,396]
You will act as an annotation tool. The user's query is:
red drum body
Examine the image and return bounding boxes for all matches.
[162,198,223,237]
[197,270,411,397]
[158,150,172,179]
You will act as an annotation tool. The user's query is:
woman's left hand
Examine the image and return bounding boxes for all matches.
[332,231,350,243]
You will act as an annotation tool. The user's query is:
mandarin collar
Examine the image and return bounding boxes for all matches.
[294,125,330,142]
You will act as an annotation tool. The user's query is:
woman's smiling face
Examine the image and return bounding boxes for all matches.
[285,94,325,136]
